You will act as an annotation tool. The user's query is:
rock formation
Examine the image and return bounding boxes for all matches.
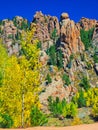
[31,11,60,50]
[0,12,98,109]
[0,16,28,55]
[60,13,85,67]
[77,17,97,31]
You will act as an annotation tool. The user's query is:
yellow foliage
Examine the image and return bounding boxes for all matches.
[0,27,41,127]
[71,117,82,126]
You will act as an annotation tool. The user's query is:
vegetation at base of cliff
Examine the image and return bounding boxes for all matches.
[48,96,77,118]
[0,113,13,128]
[80,28,94,50]
[48,87,98,122]
[30,106,48,126]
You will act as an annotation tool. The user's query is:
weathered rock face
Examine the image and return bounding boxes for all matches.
[77,17,97,31]
[1,19,19,55]
[93,21,98,41]
[32,11,60,43]
[39,75,77,112]
[60,13,84,67]
[39,51,49,66]
[0,17,28,55]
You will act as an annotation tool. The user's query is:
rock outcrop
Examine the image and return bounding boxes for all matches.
[0,16,28,55]
[77,17,97,31]
[39,74,77,112]
[60,13,84,67]
[93,21,98,41]
[32,11,60,50]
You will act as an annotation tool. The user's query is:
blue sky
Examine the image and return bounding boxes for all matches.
[0,0,98,22]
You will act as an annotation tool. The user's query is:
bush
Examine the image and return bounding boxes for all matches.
[48,97,77,118]
[93,53,98,63]
[51,28,58,42]
[72,90,86,108]
[92,102,98,119]
[79,76,91,91]
[71,117,82,126]
[46,74,52,84]
[0,71,3,87]
[70,102,78,117]
[0,113,13,128]
[62,73,71,86]
[80,28,94,50]
[37,42,42,49]
[57,49,63,69]
[47,45,57,66]
[78,90,86,108]
[30,106,48,126]
[48,97,65,117]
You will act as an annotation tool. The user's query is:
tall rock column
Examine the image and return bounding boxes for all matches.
[60,13,84,67]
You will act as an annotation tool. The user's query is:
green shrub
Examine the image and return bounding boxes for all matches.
[48,97,64,117]
[8,34,13,39]
[78,90,86,108]
[46,74,52,84]
[57,49,63,69]
[72,89,86,108]
[70,54,74,61]
[48,97,77,118]
[80,53,85,61]
[67,54,74,69]
[51,28,58,42]
[30,106,48,126]
[70,102,78,117]
[80,28,94,50]
[0,71,3,87]
[0,113,13,128]
[93,53,98,63]
[62,73,71,86]
[37,42,42,49]
[47,45,57,66]
[15,32,21,40]
[79,76,91,91]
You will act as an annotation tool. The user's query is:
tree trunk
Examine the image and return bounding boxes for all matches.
[22,92,24,127]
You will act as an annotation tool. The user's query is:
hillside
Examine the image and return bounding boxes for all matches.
[0,12,98,128]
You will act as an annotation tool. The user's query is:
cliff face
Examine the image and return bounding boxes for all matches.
[31,11,60,51]
[32,11,60,42]
[32,12,85,67]
[0,12,98,109]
